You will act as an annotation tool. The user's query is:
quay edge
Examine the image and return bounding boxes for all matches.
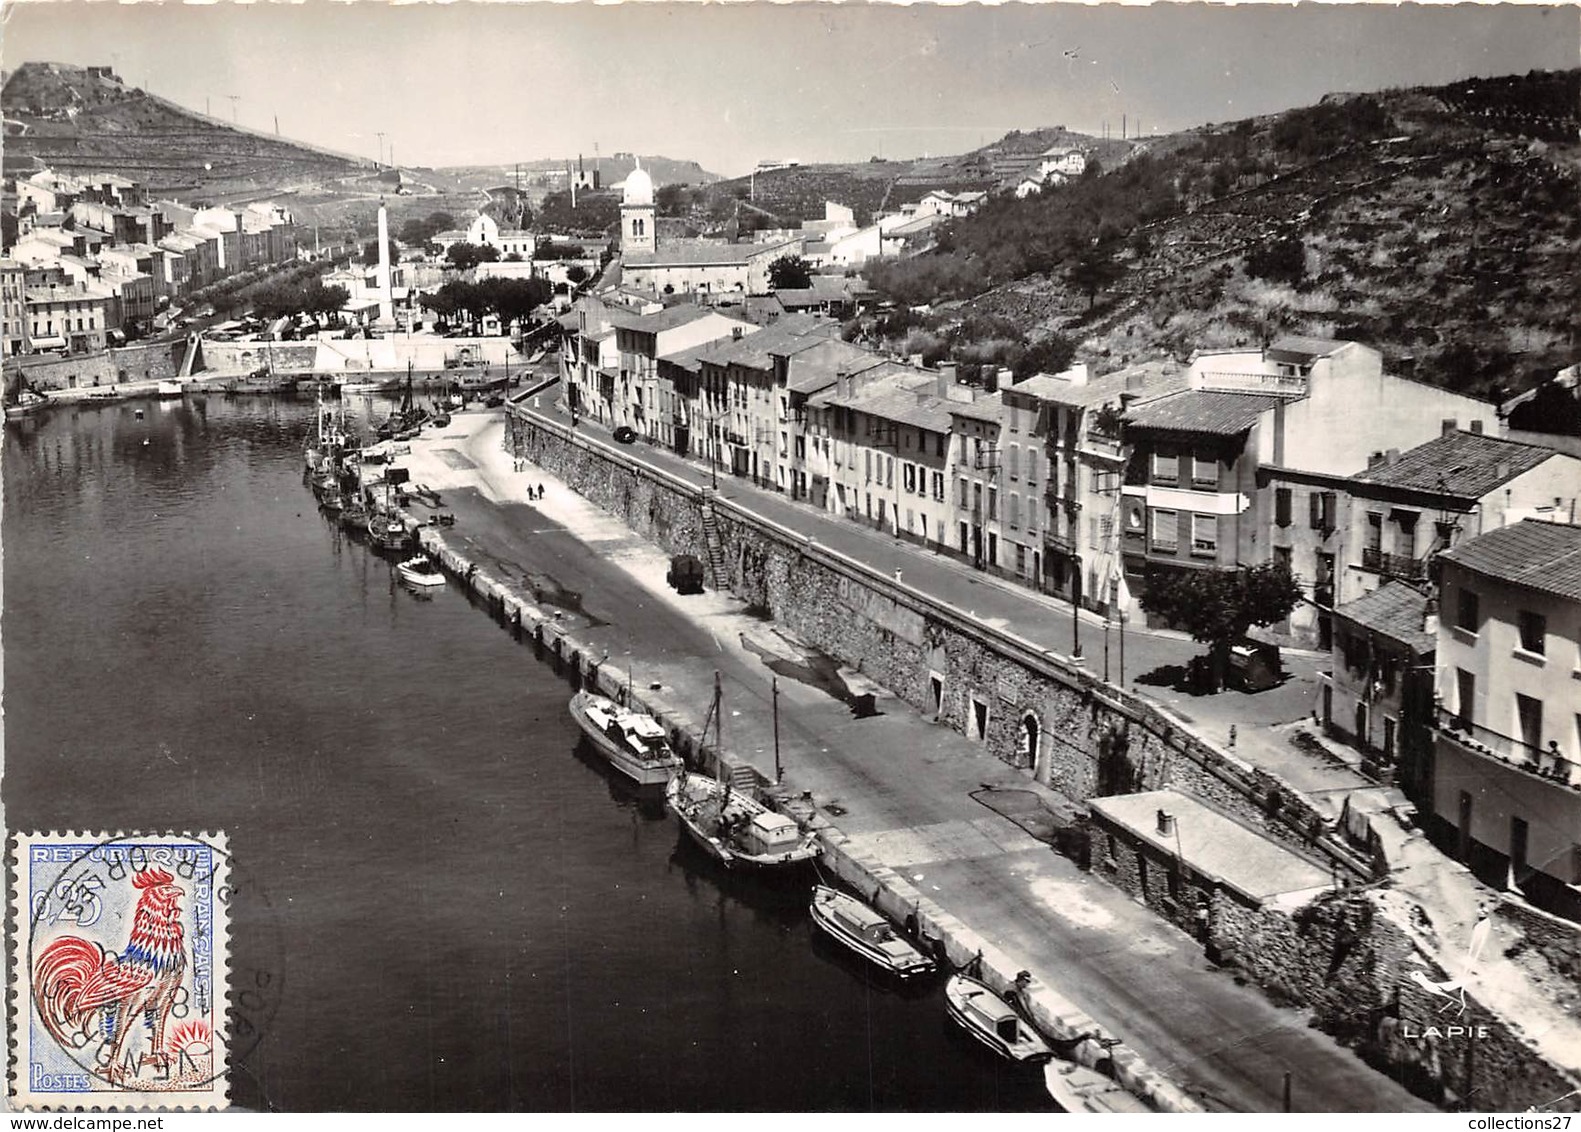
[399,514,1202,1115]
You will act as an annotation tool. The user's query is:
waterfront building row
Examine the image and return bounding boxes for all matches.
[3,166,299,355]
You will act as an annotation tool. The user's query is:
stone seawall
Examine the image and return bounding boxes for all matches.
[507,407,1341,864]
[5,341,182,391]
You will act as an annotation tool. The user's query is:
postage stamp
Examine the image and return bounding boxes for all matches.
[10,833,231,1110]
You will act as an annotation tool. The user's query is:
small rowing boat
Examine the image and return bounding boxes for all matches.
[944,974,1053,1064]
[809,886,934,979]
[1043,1057,1152,1113]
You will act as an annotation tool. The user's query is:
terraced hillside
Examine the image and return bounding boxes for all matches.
[3,62,365,197]
[865,71,1581,398]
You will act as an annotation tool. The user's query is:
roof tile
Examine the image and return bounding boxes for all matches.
[1437,520,1581,604]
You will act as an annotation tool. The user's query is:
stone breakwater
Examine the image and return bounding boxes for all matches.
[501,406,1581,1113]
[395,513,1200,1114]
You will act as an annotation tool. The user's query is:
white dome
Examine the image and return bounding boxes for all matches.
[623,165,654,207]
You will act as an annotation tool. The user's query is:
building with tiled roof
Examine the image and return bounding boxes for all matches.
[1127,338,1505,641]
[1002,360,1191,613]
[803,362,965,547]
[1430,519,1581,923]
[1323,580,1437,786]
[1332,429,1580,627]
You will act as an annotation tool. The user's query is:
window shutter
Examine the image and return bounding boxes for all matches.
[1310,493,1323,530]
[1276,488,1292,526]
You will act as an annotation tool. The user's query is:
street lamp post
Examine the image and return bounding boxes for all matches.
[1103,619,1111,682]
[1071,562,1083,660]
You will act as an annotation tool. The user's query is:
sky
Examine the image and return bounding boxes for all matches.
[3,2,1577,177]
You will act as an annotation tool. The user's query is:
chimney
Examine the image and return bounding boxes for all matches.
[1385,448,1400,465]
[1496,460,1510,482]
[731,326,743,340]
[938,363,955,398]
[1423,597,1439,637]
[999,366,1014,388]
[911,352,924,369]
[837,367,850,400]
[1368,451,1384,469]
[1470,419,1484,434]
[1441,417,1458,436]
[1156,810,1176,837]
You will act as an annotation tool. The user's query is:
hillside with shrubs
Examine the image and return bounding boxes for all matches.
[853,70,1580,401]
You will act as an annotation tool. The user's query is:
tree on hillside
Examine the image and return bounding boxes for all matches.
[1011,333,1077,381]
[1139,562,1303,692]
[768,254,812,290]
[1067,244,1123,310]
[445,242,500,272]
[1245,237,1306,286]
[361,239,388,266]
[566,264,589,286]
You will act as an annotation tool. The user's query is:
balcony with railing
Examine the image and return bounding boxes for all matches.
[1361,547,1427,581]
[1436,706,1578,788]
[1197,370,1310,396]
[1081,430,1124,460]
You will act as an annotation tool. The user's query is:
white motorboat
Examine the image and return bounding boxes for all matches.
[396,554,445,588]
[568,691,683,788]
[665,771,820,871]
[1043,1057,1152,1113]
[156,380,184,398]
[944,974,1054,1064]
[809,885,934,978]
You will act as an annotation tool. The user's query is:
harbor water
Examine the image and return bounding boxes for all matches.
[3,395,1052,1112]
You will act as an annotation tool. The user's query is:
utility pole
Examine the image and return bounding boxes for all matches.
[375,131,386,168]
[226,95,239,125]
[772,677,781,783]
[274,114,280,137]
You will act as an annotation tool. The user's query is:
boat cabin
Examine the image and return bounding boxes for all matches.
[742,811,802,855]
[615,713,672,761]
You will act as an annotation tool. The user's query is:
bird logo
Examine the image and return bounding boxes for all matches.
[33,867,194,1085]
[1408,909,1493,1017]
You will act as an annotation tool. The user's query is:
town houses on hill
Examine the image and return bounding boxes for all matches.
[1,165,298,355]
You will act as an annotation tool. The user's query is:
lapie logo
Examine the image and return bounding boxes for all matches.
[1404,907,1493,1028]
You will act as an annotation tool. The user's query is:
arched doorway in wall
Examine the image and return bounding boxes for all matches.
[1018,710,1045,779]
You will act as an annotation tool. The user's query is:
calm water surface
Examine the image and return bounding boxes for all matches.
[3,396,1051,1112]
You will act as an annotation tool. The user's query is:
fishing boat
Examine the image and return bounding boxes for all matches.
[156,380,184,399]
[568,691,683,788]
[666,772,820,870]
[809,886,934,979]
[366,481,410,554]
[1043,1058,1152,1113]
[339,492,371,531]
[375,376,430,440]
[4,389,49,420]
[396,554,445,588]
[944,974,1055,1064]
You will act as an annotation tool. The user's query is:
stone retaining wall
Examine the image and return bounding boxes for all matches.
[6,341,182,392]
[1211,890,1581,1112]
[507,407,1341,863]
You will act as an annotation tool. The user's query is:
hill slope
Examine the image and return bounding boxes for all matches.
[2,62,367,197]
[861,70,1581,398]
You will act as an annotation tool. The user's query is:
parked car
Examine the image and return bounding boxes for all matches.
[1227,640,1282,692]
[612,426,638,444]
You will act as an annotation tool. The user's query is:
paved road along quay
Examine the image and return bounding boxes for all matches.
[398,408,1430,1113]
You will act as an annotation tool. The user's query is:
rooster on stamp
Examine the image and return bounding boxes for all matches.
[11,833,230,1110]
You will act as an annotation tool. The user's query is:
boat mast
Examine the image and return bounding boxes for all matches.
[714,670,728,806]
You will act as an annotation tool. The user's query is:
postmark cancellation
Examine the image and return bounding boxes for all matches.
[10,833,231,1109]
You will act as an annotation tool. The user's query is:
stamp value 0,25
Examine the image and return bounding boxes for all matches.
[11,833,231,1109]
